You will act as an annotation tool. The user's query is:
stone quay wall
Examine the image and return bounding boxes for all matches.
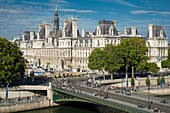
[0,100,59,113]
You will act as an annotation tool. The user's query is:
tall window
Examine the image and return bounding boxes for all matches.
[98,40,100,46]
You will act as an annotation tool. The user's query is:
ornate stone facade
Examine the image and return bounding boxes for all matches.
[14,8,168,71]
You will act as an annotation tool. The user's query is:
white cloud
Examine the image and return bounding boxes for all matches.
[114,0,141,8]
[57,0,69,4]
[131,10,170,15]
[22,1,43,5]
[0,8,24,14]
[59,9,96,13]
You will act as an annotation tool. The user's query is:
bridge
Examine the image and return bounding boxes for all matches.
[52,87,149,113]
[3,82,168,113]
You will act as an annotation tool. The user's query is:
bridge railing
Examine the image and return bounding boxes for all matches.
[52,87,149,113]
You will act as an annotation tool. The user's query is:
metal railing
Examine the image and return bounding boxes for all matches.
[0,96,47,107]
[53,87,149,113]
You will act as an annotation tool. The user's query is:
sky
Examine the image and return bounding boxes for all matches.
[0,0,170,42]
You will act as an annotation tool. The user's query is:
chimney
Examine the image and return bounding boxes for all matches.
[30,31,35,40]
[124,27,127,35]
[149,24,153,38]
[82,29,85,37]
[131,26,137,36]
[113,20,116,27]
[72,18,78,37]
[45,23,50,38]
[37,33,40,40]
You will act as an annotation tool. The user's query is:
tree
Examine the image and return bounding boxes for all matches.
[88,48,108,80]
[119,37,148,78]
[104,44,124,79]
[162,48,170,68]
[148,62,159,73]
[38,58,41,67]
[0,37,26,84]
[76,68,80,72]
[161,76,165,84]
[145,77,150,86]
[30,71,34,78]
[46,62,50,68]
[157,76,160,86]
[131,77,135,87]
[161,60,169,68]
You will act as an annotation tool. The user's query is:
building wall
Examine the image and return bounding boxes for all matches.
[18,13,168,71]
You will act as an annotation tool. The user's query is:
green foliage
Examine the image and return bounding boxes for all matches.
[148,62,159,73]
[104,44,124,74]
[162,76,165,84]
[30,71,34,78]
[161,48,170,68]
[161,58,170,68]
[46,62,50,68]
[88,48,108,71]
[119,37,148,78]
[157,76,160,86]
[131,77,135,87]
[88,38,148,79]
[0,37,26,84]
[145,77,150,86]
[76,68,80,72]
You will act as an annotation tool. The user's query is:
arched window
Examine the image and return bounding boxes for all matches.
[98,40,100,46]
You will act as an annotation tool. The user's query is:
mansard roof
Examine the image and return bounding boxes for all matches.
[23,31,30,40]
[147,25,167,38]
[125,27,139,35]
[96,20,118,35]
[39,25,45,39]
[56,30,62,38]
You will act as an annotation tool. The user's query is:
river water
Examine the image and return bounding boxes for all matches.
[18,102,126,113]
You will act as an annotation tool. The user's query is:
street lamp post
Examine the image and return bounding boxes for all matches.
[148,86,150,110]
[100,79,102,97]
[160,73,162,88]
[122,76,124,94]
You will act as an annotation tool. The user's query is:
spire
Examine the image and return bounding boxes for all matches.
[54,7,58,16]
[53,8,59,33]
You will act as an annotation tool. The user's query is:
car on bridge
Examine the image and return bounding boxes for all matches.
[125,91,131,95]
[160,99,168,104]
[137,104,145,108]
[154,107,160,112]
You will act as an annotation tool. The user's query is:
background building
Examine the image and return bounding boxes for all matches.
[16,8,168,71]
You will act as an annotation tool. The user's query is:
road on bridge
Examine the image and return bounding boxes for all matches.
[74,85,170,113]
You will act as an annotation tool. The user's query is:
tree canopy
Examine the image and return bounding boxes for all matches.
[145,77,151,86]
[88,48,108,79]
[161,48,170,68]
[88,37,149,79]
[103,44,124,74]
[0,37,26,84]
[88,48,108,71]
[148,62,159,73]
[131,77,135,87]
[119,37,148,78]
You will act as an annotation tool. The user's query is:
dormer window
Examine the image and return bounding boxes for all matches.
[109,26,114,35]
[160,30,163,38]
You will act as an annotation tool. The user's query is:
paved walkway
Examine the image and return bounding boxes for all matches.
[84,91,153,113]
[79,84,170,112]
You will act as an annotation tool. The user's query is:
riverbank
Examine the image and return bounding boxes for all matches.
[0,99,59,113]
